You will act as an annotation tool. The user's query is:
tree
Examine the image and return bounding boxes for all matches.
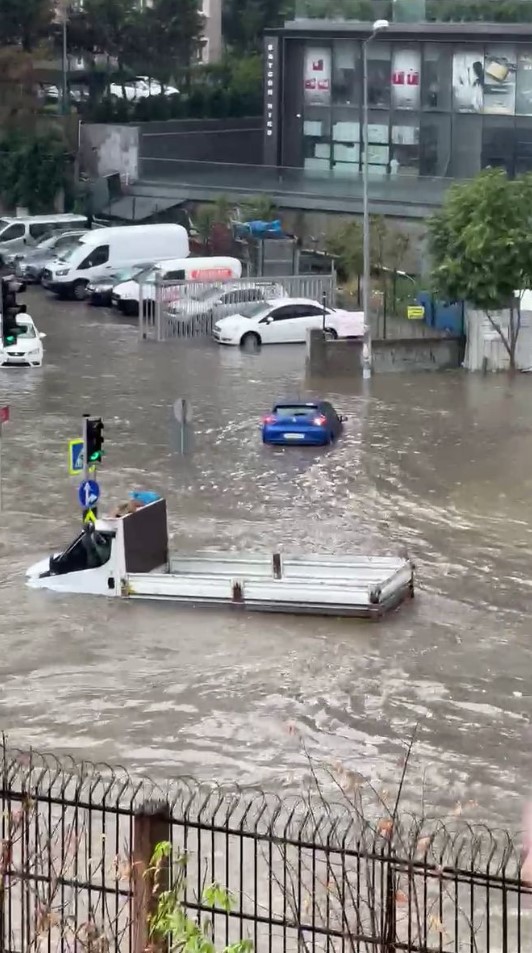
[0,0,54,51]
[240,194,278,221]
[222,0,293,53]
[143,0,205,89]
[428,168,532,370]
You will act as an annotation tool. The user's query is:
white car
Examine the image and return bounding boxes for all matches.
[213,298,365,347]
[0,315,45,367]
[167,282,287,322]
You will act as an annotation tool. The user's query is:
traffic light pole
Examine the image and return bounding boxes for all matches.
[81,413,98,525]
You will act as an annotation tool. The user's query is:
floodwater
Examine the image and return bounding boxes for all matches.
[0,289,531,830]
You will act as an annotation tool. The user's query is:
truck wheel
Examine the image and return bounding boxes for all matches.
[72,280,87,301]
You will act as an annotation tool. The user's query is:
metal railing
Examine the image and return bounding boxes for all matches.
[139,274,337,342]
[0,744,531,953]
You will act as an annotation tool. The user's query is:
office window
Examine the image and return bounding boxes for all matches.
[332,106,360,173]
[332,40,360,106]
[515,117,532,172]
[449,114,482,177]
[420,115,452,176]
[391,115,420,175]
[484,46,516,115]
[367,42,391,108]
[422,44,452,110]
[482,116,515,174]
[452,51,484,113]
[516,51,532,115]
[303,106,331,171]
[304,47,332,107]
[391,46,421,111]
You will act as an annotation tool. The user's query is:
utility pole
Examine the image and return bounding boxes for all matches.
[362,18,389,381]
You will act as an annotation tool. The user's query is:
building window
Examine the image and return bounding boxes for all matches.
[332,106,361,174]
[516,51,532,115]
[422,44,452,110]
[482,116,515,174]
[303,106,331,171]
[332,40,360,106]
[420,115,452,176]
[449,114,482,177]
[391,115,420,175]
[452,51,484,113]
[367,42,391,108]
[484,46,516,115]
[304,47,332,107]
[391,46,421,111]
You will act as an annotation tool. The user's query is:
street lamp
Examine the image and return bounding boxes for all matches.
[362,18,389,380]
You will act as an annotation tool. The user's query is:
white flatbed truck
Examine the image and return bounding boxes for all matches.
[26,498,415,619]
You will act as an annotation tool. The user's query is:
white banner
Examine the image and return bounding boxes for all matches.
[304,47,332,106]
[391,49,421,110]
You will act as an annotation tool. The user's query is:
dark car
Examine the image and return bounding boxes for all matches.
[262,400,346,447]
[86,263,152,307]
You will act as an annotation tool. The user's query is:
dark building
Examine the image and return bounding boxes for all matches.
[263,11,532,212]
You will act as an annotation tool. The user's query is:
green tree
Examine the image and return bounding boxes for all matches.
[240,194,278,221]
[149,842,253,953]
[0,0,54,51]
[429,168,532,370]
[0,132,70,211]
[143,0,205,89]
[222,0,293,53]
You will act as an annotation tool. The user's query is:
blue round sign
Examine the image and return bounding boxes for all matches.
[78,479,100,509]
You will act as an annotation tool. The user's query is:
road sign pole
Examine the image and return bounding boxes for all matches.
[82,414,89,484]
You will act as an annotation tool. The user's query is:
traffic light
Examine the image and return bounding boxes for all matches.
[1,277,26,345]
[85,417,105,464]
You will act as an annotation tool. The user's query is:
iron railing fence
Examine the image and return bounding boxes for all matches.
[0,744,531,953]
[137,275,337,342]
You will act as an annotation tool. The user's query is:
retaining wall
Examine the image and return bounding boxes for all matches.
[306,329,464,376]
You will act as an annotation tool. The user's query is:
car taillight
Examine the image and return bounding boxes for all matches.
[313,415,327,426]
[263,414,275,424]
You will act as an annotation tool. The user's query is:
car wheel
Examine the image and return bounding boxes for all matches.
[240,332,261,348]
[123,301,139,317]
[324,326,338,340]
[72,280,87,301]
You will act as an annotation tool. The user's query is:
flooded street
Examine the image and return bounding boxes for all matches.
[1,289,531,829]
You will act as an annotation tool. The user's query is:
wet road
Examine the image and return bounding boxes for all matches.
[0,288,531,829]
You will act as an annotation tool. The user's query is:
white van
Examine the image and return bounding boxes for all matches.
[42,224,190,299]
[112,256,242,316]
[0,213,89,262]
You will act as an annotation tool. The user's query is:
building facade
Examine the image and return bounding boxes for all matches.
[264,20,532,183]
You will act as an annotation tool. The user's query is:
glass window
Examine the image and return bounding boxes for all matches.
[16,322,36,339]
[516,51,532,116]
[332,106,360,173]
[364,111,390,171]
[422,44,452,110]
[0,223,25,241]
[29,223,50,239]
[391,46,421,111]
[367,42,391,108]
[452,51,484,113]
[420,115,452,176]
[79,245,109,269]
[165,270,186,280]
[515,117,532,172]
[482,116,515,174]
[391,115,420,175]
[303,106,331,171]
[449,114,482,177]
[483,46,516,115]
[304,46,332,107]
[332,40,359,106]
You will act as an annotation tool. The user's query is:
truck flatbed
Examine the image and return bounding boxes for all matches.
[26,499,415,620]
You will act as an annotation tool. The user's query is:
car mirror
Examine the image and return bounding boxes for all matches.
[266,316,274,324]
[39,332,46,339]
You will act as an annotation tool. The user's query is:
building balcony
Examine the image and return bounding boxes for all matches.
[293,0,532,23]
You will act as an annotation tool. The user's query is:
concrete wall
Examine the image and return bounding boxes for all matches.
[306,329,464,377]
[80,123,139,182]
[139,118,263,177]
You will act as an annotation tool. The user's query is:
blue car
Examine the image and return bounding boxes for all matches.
[262,400,346,447]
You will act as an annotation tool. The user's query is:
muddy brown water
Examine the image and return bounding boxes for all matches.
[0,288,531,830]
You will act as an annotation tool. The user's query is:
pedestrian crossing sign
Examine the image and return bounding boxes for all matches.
[68,437,84,475]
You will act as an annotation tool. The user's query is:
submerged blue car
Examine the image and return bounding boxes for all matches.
[262,400,346,447]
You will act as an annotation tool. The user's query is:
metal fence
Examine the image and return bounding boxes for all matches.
[138,274,337,343]
[1,744,531,953]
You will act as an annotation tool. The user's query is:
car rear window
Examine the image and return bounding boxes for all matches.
[274,405,318,417]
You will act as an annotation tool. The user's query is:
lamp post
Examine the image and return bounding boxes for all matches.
[362,18,389,380]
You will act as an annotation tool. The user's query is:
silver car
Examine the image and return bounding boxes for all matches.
[10,230,86,283]
[167,282,287,322]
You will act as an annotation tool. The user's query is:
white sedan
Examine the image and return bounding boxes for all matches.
[0,315,45,367]
[212,298,364,347]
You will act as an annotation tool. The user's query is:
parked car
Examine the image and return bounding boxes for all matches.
[112,257,242,316]
[86,263,154,306]
[262,400,346,447]
[213,298,364,347]
[167,282,287,322]
[12,230,87,283]
[0,315,45,367]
